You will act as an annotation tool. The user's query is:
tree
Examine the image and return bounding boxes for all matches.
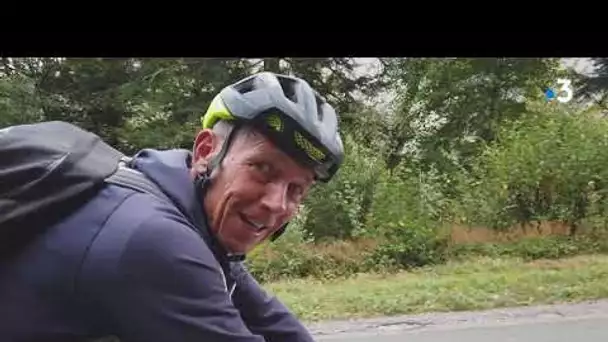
[115,58,254,153]
[0,58,256,153]
[379,58,565,178]
[575,58,608,110]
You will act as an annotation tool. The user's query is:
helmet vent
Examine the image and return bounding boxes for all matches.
[233,77,256,94]
[316,96,324,121]
[278,78,298,103]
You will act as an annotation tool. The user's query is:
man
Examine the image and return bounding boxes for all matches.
[0,72,344,341]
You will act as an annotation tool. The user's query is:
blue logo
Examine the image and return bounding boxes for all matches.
[544,79,573,103]
[545,88,556,101]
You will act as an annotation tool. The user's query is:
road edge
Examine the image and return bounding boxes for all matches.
[307,299,608,337]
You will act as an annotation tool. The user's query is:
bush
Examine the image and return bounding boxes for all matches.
[246,204,380,282]
[452,104,608,234]
[449,233,608,261]
[366,160,451,235]
[301,134,383,240]
[246,238,377,283]
[357,159,451,271]
[0,73,44,127]
[365,220,450,271]
[246,223,608,283]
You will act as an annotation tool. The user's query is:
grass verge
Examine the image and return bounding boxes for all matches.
[263,254,608,322]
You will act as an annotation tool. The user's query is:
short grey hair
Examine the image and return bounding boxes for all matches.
[212,120,259,145]
[211,120,236,141]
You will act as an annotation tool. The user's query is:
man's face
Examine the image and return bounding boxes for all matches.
[191,126,315,255]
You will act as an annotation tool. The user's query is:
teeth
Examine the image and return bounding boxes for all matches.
[244,216,265,231]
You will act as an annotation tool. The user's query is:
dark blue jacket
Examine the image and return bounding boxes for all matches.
[0,149,315,342]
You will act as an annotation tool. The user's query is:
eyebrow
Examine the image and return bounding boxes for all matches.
[259,151,314,184]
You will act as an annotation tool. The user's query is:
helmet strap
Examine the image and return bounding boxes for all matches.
[205,122,241,179]
[271,223,288,241]
[194,123,247,262]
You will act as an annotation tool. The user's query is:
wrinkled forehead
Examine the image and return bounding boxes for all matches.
[232,128,316,182]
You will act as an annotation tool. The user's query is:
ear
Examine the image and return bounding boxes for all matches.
[192,129,218,167]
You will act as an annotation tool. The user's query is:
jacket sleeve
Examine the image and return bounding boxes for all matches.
[230,263,316,342]
[78,205,268,342]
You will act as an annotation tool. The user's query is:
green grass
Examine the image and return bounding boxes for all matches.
[264,254,608,322]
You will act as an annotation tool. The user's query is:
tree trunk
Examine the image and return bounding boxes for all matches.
[569,221,578,236]
[263,58,281,73]
[1,57,11,75]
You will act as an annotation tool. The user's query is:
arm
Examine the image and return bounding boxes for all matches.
[78,209,266,342]
[230,263,316,342]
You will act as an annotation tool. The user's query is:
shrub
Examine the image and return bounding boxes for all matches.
[366,160,451,234]
[365,220,450,271]
[245,203,382,282]
[302,134,383,240]
[246,238,377,283]
[449,233,608,261]
[453,103,608,235]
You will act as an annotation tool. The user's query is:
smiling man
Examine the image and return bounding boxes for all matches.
[0,72,344,342]
[196,120,315,255]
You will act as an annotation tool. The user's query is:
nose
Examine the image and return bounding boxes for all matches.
[260,181,288,215]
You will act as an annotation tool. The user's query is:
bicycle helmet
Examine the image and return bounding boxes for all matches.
[201,72,344,182]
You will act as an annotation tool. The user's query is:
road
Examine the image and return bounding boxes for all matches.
[309,300,608,342]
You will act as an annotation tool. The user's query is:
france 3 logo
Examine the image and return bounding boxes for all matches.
[544,79,573,104]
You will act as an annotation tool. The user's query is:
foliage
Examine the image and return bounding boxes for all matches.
[0,72,43,127]
[453,102,608,234]
[246,208,377,282]
[301,134,383,240]
[379,58,565,179]
[449,233,608,261]
[367,161,452,232]
[0,57,382,154]
[247,229,608,283]
[114,58,254,153]
[575,58,608,109]
[365,220,450,271]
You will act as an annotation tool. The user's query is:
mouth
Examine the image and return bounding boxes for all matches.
[239,213,268,236]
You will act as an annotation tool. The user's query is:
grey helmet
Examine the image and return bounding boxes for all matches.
[202,72,344,182]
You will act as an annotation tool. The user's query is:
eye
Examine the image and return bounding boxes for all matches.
[289,183,305,201]
[249,161,272,177]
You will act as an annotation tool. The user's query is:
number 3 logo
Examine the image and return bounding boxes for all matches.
[556,78,573,103]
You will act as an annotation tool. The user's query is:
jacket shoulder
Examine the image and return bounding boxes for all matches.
[79,187,211,281]
[76,191,266,341]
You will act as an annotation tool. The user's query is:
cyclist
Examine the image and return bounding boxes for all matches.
[0,72,344,342]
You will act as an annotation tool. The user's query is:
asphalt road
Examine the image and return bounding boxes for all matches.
[309,300,608,342]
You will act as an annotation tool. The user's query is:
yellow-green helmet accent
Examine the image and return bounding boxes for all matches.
[201,94,236,129]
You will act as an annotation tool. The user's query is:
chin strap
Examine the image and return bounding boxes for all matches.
[194,123,247,262]
[271,223,288,241]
